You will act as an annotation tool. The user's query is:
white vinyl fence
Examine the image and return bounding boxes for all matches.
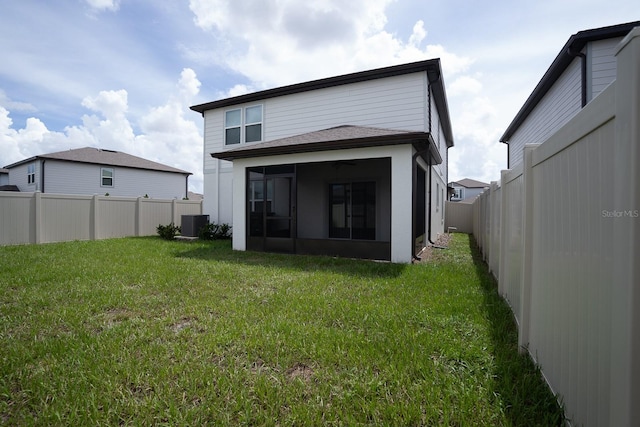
[0,192,203,245]
[472,29,640,427]
[444,200,474,233]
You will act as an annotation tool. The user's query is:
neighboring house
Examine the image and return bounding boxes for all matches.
[449,178,489,202]
[191,59,454,263]
[500,21,640,168]
[0,168,9,187]
[3,147,191,199]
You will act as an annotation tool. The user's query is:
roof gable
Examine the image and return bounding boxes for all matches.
[500,21,640,143]
[191,59,454,148]
[4,147,191,175]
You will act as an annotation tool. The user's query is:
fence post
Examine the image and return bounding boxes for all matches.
[519,144,538,353]
[498,170,508,295]
[172,199,178,226]
[91,195,99,241]
[136,197,142,236]
[34,191,42,244]
[609,26,640,427]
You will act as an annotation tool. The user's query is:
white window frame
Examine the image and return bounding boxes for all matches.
[27,163,35,185]
[224,105,263,146]
[101,167,114,187]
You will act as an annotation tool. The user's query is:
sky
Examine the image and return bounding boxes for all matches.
[1,1,638,194]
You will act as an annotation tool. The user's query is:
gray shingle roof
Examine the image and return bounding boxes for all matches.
[4,147,191,175]
[210,125,441,163]
[450,178,489,188]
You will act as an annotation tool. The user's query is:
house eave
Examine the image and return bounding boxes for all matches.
[500,20,640,143]
[191,59,454,149]
[210,132,442,165]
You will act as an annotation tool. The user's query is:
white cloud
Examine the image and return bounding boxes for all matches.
[0,90,37,113]
[85,0,120,12]
[188,0,473,88]
[1,69,204,192]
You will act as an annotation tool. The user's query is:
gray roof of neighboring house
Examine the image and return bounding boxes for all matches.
[4,147,191,175]
[450,178,489,188]
[210,125,443,164]
[500,21,640,143]
[192,59,454,149]
[0,168,9,174]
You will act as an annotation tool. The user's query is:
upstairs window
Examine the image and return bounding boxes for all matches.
[27,163,35,184]
[225,105,263,145]
[101,167,114,187]
[452,188,463,200]
[225,109,241,145]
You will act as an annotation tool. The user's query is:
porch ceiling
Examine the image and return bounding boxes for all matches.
[210,125,442,164]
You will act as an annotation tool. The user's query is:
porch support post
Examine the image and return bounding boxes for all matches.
[390,147,413,263]
[232,162,246,251]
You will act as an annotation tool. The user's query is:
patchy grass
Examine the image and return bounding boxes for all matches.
[0,235,563,426]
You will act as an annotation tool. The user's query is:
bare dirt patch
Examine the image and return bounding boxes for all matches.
[286,363,313,383]
[416,233,452,263]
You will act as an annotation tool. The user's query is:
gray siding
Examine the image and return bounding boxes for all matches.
[41,160,186,199]
[589,37,623,100]
[508,58,582,166]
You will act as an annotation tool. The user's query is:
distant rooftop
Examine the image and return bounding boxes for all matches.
[4,147,191,175]
[450,178,489,188]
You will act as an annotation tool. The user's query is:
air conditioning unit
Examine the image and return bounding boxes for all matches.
[181,215,209,237]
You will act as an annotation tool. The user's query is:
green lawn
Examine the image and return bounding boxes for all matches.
[0,234,563,426]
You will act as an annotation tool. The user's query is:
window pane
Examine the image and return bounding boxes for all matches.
[350,182,376,240]
[225,109,241,127]
[330,184,350,239]
[226,127,241,145]
[245,105,262,124]
[245,124,262,142]
[102,177,113,187]
[102,168,113,178]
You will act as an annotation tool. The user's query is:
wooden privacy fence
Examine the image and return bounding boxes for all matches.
[0,192,203,245]
[472,29,640,427]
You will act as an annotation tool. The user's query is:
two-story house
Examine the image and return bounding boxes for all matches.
[3,147,192,199]
[191,59,454,263]
[449,178,489,202]
[500,21,640,168]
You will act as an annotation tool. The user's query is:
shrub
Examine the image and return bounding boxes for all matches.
[157,223,181,240]
[198,222,232,240]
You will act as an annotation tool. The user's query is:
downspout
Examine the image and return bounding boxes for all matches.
[41,159,45,193]
[425,73,438,247]
[568,46,587,107]
[185,175,189,199]
[412,74,437,261]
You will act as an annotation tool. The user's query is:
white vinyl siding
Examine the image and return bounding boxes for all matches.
[42,160,186,199]
[589,37,622,101]
[9,161,40,192]
[203,73,428,173]
[508,57,582,166]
